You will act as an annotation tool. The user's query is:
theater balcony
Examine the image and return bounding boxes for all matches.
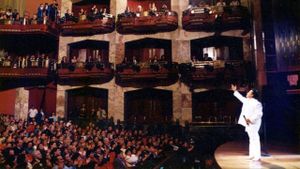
[0,66,54,89]
[57,40,113,85]
[116,61,178,87]
[182,6,250,33]
[60,17,115,36]
[116,11,178,34]
[57,62,114,85]
[0,22,59,38]
[116,38,178,87]
[179,60,248,86]
[60,0,114,36]
[179,36,255,87]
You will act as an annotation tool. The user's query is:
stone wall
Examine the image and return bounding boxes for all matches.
[14,88,29,120]
[56,0,251,124]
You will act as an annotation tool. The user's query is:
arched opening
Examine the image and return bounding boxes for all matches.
[125,88,172,124]
[68,40,109,63]
[125,38,172,63]
[191,36,243,61]
[192,89,241,124]
[66,87,108,124]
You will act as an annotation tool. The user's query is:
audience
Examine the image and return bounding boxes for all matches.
[0,114,193,168]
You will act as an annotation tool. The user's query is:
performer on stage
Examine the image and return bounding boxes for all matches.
[231,84,263,161]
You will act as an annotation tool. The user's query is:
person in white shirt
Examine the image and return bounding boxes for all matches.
[231,84,263,161]
[28,106,38,122]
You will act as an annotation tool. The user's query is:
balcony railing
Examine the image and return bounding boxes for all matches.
[182,6,249,32]
[0,22,59,37]
[179,60,245,85]
[116,61,178,87]
[57,62,114,85]
[116,11,178,34]
[60,17,115,36]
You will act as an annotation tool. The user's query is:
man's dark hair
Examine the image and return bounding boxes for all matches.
[251,88,259,99]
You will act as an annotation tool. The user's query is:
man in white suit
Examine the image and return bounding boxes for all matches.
[231,84,263,161]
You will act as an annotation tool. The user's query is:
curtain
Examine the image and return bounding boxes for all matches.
[0,0,25,16]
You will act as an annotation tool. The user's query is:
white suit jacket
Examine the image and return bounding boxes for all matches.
[234,91,263,131]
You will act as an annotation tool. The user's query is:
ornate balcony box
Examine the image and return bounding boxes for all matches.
[0,23,58,38]
[0,67,50,79]
[182,6,249,32]
[57,63,114,85]
[115,62,178,87]
[0,67,53,89]
[179,60,246,86]
[116,12,178,34]
[60,17,115,36]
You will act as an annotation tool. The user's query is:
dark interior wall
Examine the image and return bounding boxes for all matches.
[192,89,241,123]
[191,36,244,61]
[66,87,108,120]
[28,84,57,117]
[125,88,173,124]
[0,89,16,115]
[125,38,172,62]
[262,0,300,144]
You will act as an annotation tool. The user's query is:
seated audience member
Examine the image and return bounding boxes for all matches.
[230,0,241,7]
[203,53,213,61]
[136,5,143,16]
[216,0,226,13]
[197,1,210,14]
[71,56,78,64]
[79,8,87,21]
[31,14,38,24]
[149,3,158,16]
[161,4,169,13]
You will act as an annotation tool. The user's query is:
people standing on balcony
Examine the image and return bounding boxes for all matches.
[44,3,50,17]
[49,0,59,21]
[37,4,44,20]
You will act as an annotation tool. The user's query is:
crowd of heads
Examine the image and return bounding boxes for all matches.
[0,114,194,169]
[120,3,172,18]
[0,0,59,25]
[0,53,56,69]
[186,0,241,14]
[63,5,112,23]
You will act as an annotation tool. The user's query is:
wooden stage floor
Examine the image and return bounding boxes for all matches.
[215,141,300,169]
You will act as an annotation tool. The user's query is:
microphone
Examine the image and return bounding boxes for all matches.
[243,115,249,125]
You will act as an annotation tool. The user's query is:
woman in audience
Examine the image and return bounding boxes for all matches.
[0,114,193,168]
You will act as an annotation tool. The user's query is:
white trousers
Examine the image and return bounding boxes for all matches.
[246,127,261,160]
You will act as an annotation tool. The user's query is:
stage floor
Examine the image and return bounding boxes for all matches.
[215,141,300,169]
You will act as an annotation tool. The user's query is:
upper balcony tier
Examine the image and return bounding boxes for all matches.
[0,22,59,38]
[116,11,178,34]
[60,17,115,36]
[57,62,114,85]
[182,6,250,33]
[116,61,178,87]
